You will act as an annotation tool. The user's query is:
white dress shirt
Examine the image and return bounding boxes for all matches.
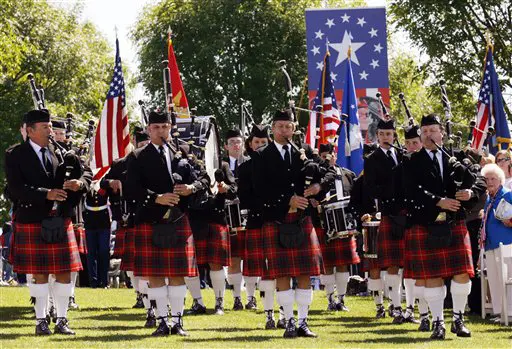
[426,148,444,178]
[229,156,238,172]
[29,139,52,172]
[274,142,291,164]
[380,146,398,165]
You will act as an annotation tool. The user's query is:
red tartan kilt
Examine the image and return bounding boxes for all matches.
[133,216,198,277]
[230,229,245,259]
[316,227,360,269]
[113,227,126,259]
[362,216,404,272]
[12,220,83,274]
[262,214,324,279]
[194,223,231,266]
[402,228,414,279]
[73,224,87,254]
[120,228,135,271]
[405,220,474,279]
[243,227,268,277]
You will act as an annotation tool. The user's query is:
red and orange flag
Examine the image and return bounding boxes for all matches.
[168,29,189,117]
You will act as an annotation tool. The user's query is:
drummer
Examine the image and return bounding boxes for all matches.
[316,143,360,312]
[363,118,406,322]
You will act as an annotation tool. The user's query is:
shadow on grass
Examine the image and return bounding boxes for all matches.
[341,336,455,344]
[192,327,263,332]
[76,307,127,312]
[50,333,147,342]
[73,325,144,331]
[0,307,33,321]
[80,313,144,321]
[183,335,276,343]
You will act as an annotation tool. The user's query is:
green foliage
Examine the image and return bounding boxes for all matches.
[389,0,512,121]
[0,0,114,221]
[131,0,366,132]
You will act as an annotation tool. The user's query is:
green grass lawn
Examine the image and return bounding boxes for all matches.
[0,286,510,348]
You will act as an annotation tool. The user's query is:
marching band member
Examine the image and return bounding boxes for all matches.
[316,143,360,312]
[252,109,323,338]
[6,109,87,335]
[404,114,477,340]
[125,110,200,336]
[363,118,405,322]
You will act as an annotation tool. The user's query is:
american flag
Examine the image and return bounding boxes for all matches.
[305,8,390,142]
[472,45,511,152]
[91,38,130,179]
[306,51,341,147]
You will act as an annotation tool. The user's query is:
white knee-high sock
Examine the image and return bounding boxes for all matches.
[185,276,204,306]
[227,272,243,298]
[210,269,227,299]
[29,283,49,321]
[139,279,151,309]
[320,274,336,301]
[168,285,187,326]
[424,286,445,322]
[414,285,429,318]
[276,289,295,321]
[53,282,73,320]
[296,288,313,326]
[404,278,416,308]
[148,286,168,319]
[259,279,275,311]
[245,276,258,299]
[335,272,350,298]
[130,274,140,293]
[386,274,402,309]
[70,272,78,297]
[451,280,471,320]
[367,278,384,306]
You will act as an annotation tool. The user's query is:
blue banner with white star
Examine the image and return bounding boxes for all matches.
[305,7,389,143]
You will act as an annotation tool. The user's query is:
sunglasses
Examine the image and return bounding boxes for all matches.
[497,157,511,163]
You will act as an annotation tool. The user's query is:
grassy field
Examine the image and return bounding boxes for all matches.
[0,286,510,348]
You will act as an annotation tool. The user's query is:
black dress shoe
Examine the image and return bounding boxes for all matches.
[450,313,471,337]
[49,305,57,323]
[297,321,318,338]
[277,318,286,329]
[187,298,206,315]
[245,296,257,310]
[144,308,157,328]
[233,296,244,310]
[151,318,170,336]
[215,297,225,315]
[327,300,338,311]
[68,296,79,310]
[376,305,386,319]
[283,318,297,338]
[54,318,76,335]
[430,319,446,340]
[392,308,405,324]
[170,313,189,336]
[403,307,420,324]
[336,296,349,312]
[388,304,395,317]
[418,317,431,332]
[265,318,276,329]
[35,319,52,335]
[133,292,144,309]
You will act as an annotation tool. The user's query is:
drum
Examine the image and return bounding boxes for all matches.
[320,198,357,241]
[225,199,248,235]
[362,221,380,259]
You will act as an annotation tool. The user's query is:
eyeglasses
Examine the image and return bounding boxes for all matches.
[227,139,243,146]
[497,157,511,163]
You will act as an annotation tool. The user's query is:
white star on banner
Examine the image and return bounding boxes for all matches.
[368,28,378,37]
[370,59,379,69]
[330,72,337,81]
[315,30,324,39]
[316,61,324,70]
[311,46,320,55]
[325,18,335,28]
[374,43,383,53]
[359,70,369,80]
[357,17,366,27]
[329,30,365,66]
[341,13,350,22]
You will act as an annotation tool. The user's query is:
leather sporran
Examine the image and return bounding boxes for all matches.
[389,215,407,240]
[41,217,67,244]
[277,220,306,249]
[426,222,452,248]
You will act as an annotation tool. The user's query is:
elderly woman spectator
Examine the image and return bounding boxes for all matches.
[495,150,512,189]
[481,164,512,323]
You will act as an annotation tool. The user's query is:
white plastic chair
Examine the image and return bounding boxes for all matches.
[480,248,494,319]
[498,243,512,326]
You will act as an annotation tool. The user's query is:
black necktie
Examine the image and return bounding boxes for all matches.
[386,149,396,166]
[159,145,168,170]
[40,148,53,178]
[234,159,238,173]
[283,144,291,166]
[431,150,442,178]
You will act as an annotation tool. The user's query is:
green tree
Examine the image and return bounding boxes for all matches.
[389,0,512,120]
[0,1,114,220]
[131,0,366,132]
